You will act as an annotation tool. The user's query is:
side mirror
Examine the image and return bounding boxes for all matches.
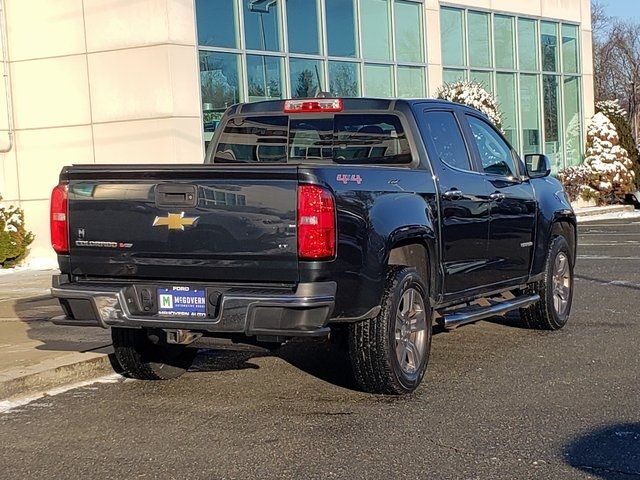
[524,154,551,178]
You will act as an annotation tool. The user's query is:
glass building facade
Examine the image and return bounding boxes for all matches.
[197,0,428,142]
[441,7,582,172]
[195,1,584,171]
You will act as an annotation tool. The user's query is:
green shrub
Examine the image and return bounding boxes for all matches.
[0,196,34,268]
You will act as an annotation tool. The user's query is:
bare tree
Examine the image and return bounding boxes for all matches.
[592,1,640,142]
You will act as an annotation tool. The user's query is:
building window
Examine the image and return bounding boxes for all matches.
[518,18,538,71]
[520,74,541,154]
[441,7,465,67]
[394,1,424,63]
[468,11,491,68]
[286,0,321,55]
[541,21,559,73]
[364,64,393,97]
[243,0,282,52]
[196,0,239,48]
[361,0,392,61]
[494,15,515,70]
[440,7,583,171]
[326,0,357,57]
[196,0,429,141]
[247,55,284,101]
[329,61,360,97]
[290,58,325,98]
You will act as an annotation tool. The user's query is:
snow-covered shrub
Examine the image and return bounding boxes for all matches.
[595,100,627,120]
[0,196,34,267]
[596,100,640,189]
[558,165,600,203]
[582,112,635,202]
[435,81,503,130]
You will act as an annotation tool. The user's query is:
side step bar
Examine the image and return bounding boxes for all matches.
[442,294,540,330]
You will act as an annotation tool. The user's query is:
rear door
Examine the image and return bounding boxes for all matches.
[419,109,492,294]
[67,166,298,283]
[464,114,537,283]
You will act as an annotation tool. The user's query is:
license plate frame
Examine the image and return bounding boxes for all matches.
[157,286,207,319]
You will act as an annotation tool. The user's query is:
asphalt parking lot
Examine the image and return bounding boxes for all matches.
[1,216,639,480]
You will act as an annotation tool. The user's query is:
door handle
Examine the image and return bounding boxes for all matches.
[442,189,463,200]
[489,192,506,202]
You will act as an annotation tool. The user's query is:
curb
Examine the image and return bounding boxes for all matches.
[0,354,113,402]
[574,205,635,218]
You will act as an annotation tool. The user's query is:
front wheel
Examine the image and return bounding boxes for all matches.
[520,235,574,330]
[111,327,197,380]
[348,266,432,395]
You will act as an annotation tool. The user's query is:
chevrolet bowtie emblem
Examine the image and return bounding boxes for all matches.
[152,212,199,230]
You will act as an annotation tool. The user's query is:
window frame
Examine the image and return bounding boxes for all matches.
[463,112,524,180]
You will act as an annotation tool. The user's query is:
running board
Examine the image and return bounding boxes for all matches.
[442,294,540,330]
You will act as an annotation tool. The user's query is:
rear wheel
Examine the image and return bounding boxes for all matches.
[348,266,432,394]
[520,235,574,330]
[111,327,197,380]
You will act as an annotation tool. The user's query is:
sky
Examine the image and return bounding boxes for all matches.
[601,0,640,23]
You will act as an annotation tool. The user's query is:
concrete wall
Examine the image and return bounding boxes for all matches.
[0,0,203,258]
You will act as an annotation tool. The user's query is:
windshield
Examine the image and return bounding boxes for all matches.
[210,113,412,165]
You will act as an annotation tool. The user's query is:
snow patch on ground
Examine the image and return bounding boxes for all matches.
[0,374,123,414]
[0,257,59,276]
[577,211,640,223]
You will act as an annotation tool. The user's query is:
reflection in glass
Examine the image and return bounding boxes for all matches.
[441,8,465,67]
[520,74,541,154]
[395,1,423,62]
[494,15,515,69]
[326,0,357,57]
[364,64,393,97]
[443,68,466,84]
[397,67,425,98]
[329,61,360,97]
[563,76,582,166]
[196,0,238,48]
[361,0,391,61]
[200,52,242,133]
[286,0,321,55]
[247,55,283,102]
[518,18,537,71]
[543,74,563,171]
[496,73,519,149]
[468,11,491,68]
[290,58,324,98]
[470,70,492,92]
[562,24,579,74]
[243,0,281,52]
[541,22,559,72]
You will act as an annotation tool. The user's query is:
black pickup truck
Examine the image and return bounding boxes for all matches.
[50,98,576,394]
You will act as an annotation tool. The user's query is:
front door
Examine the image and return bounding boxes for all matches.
[464,114,537,284]
[419,109,492,294]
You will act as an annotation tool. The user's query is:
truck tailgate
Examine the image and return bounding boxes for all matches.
[64,165,298,283]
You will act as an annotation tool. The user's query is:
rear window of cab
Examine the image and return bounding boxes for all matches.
[211,114,412,165]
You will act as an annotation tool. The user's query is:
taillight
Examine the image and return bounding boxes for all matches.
[297,185,336,260]
[284,98,343,113]
[50,183,69,254]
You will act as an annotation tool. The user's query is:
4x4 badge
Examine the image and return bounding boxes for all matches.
[152,212,199,231]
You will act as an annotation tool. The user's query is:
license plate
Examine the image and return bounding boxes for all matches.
[157,287,207,318]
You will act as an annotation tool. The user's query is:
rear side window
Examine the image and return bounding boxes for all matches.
[212,114,412,165]
[422,111,471,171]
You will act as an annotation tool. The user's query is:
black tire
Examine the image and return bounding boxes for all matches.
[348,266,432,395]
[111,327,197,380]
[520,235,574,330]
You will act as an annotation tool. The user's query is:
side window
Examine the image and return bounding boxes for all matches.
[466,115,518,177]
[423,111,472,171]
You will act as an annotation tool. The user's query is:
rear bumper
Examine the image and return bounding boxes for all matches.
[51,276,335,338]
